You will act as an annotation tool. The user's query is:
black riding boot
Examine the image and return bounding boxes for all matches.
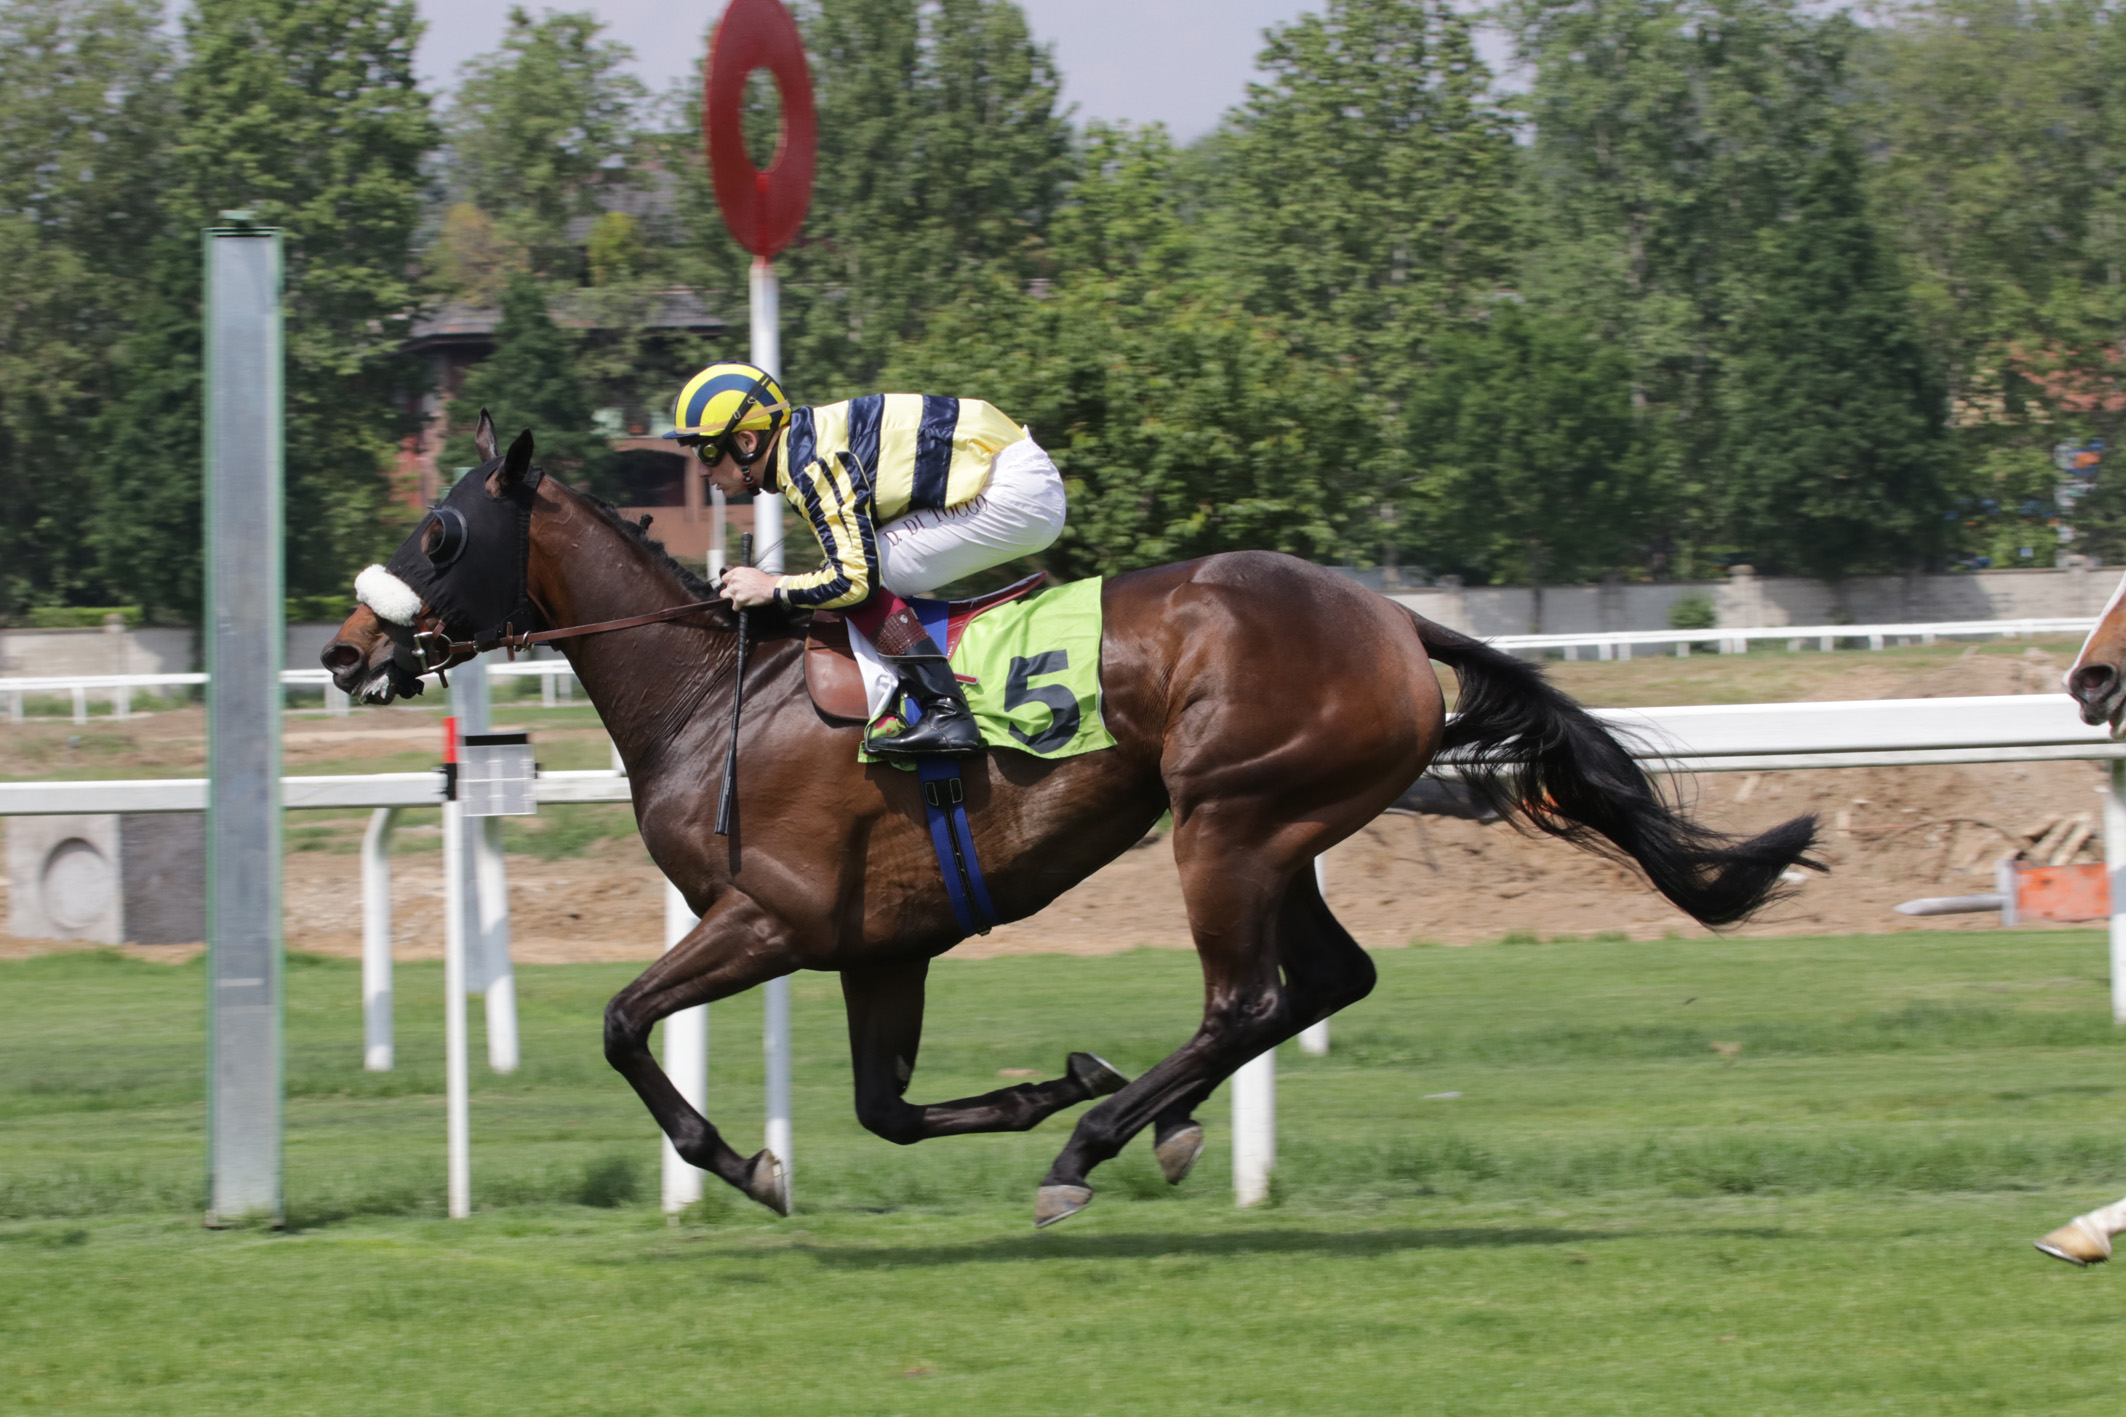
[868,652,981,757]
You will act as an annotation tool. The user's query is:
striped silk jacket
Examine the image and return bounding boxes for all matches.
[769,393,1025,610]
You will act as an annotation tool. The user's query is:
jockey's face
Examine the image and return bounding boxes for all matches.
[692,429,765,499]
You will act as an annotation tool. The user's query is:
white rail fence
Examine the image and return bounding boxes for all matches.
[1,615,2103,724]
[8,693,2126,1211]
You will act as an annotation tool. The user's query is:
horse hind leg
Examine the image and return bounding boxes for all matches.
[1147,865,1376,1187]
[603,892,799,1215]
[842,959,1129,1147]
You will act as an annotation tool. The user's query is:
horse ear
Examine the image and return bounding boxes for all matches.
[487,428,535,496]
[473,409,499,463]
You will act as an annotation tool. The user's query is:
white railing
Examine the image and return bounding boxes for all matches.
[0,657,582,724]
[1485,615,2095,660]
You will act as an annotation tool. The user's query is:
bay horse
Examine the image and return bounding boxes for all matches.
[322,423,1819,1226]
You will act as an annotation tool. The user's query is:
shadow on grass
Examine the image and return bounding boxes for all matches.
[788,1224,1784,1267]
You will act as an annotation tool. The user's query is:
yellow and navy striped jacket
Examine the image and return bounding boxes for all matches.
[769,394,1025,610]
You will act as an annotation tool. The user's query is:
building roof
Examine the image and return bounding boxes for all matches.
[403,288,727,357]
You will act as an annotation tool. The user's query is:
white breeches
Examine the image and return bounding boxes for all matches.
[875,435,1066,598]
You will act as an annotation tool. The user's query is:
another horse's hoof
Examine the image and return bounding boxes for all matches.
[744,1149,790,1216]
[1154,1121,1205,1185]
[2035,1218,2111,1266]
[1067,1052,1129,1097]
[1035,1184,1092,1229]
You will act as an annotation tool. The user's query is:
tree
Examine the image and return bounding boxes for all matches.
[1403,301,1648,628]
[885,123,1366,578]
[660,0,1073,398]
[1509,0,1851,573]
[439,274,608,489]
[1720,125,1949,582]
[93,0,438,616]
[441,6,648,285]
[0,0,174,617]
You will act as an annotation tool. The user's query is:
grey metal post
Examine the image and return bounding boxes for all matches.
[203,218,284,1227]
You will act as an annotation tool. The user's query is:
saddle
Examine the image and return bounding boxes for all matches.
[804,573,1048,722]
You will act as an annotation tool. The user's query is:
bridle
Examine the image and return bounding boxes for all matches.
[401,593,737,676]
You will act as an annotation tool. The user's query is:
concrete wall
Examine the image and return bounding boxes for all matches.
[1381,562,2126,637]
[0,623,343,681]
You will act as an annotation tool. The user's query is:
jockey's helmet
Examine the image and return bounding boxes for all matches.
[663,361,789,467]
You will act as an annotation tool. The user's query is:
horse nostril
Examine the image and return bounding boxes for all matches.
[322,642,363,673]
[2070,664,2118,701]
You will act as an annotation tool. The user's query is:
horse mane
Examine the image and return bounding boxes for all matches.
[571,484,797,637]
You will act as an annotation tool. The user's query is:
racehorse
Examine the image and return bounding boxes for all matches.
[321,421,1820,1227]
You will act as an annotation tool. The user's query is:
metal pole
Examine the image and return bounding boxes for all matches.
[1232,1048,1276,1207]
[709,485,728,580]
[361,806,399,1071]
[750,253,793,1196]
[2108,760,2126,1024]
[661,882,707,1214]
[1298,856,1330,1057]
[204,217,284,1227]
[452,653,517,1073]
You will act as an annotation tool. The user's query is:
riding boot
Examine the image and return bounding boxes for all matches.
[868,650,981,757]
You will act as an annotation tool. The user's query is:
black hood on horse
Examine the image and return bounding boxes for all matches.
[383,427,545,650]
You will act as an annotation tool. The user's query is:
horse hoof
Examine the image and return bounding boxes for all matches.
[1035,1184,1092,1229]
[744,1149,790,1216]
[1154,1122,1205,1185]
[1067,1052,1129,1097]
[2035,1218,2111,1266]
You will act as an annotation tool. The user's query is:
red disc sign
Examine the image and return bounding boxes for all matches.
[703,0,816,260]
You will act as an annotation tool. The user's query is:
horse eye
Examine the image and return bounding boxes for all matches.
[422,507,468,567]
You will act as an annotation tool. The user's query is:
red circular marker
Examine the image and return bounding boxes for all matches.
[703,0,816,260]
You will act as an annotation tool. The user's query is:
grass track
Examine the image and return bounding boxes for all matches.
[7,931,2126,1413]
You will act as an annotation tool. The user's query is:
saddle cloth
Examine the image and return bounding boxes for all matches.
[804,573,1117,761]
[805,573,1048,721]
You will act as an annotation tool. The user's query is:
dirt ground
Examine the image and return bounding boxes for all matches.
[2,639,2112,962]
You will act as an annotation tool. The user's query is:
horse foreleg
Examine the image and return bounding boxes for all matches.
[842,958,1127,1145]
[2036,1193,2126,1265]
[603,890,800,1215]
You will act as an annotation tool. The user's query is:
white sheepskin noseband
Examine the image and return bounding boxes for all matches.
[355,564,422,626]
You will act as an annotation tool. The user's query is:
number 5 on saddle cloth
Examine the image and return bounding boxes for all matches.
[803,575,1115,936]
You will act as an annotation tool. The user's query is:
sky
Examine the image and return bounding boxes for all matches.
[415,1,1331,142]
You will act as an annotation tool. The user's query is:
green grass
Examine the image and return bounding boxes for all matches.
[8,932,2126,1413]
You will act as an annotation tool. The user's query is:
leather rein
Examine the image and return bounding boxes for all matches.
[408,596,734,673]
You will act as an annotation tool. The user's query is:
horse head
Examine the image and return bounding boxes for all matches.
[321,410,542,704]
[2066,568,2126,734]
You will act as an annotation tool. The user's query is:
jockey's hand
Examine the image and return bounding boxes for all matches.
[719,565,779,609]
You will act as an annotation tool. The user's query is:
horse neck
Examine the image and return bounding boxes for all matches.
[525,487,737,767]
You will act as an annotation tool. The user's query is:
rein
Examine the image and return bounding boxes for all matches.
[413,596,733,669]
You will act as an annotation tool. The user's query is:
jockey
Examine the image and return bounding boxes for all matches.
[665,361,1066,758]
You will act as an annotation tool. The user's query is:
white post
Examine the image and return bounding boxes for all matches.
[661,882,707,1214]
[361,806,399,1071]
[750,258,783,579]
[325,682,349,716]
[1232,1048,1276,1207]
[764,974,793,1198]
[443,790,471,1219]
[476,817,518,1074]
[540,656,557,708]
[1299,857,1330,1056]
[709,486,728,580]
[71,686,86,724]
[2107,760,2126,1025]
[114,684,130,719]
[6,690,20,723]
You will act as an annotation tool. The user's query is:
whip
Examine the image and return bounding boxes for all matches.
[715,532,754,837]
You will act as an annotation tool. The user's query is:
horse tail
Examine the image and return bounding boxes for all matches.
[1408,613,1820,928]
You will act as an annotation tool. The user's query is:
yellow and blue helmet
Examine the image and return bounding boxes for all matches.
[663,361,790,465]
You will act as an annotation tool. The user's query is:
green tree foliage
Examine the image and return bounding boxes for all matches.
[442,6,648,284]
[92,0,437,616]
[887,122,1364,577]
[0,0,174,618]
[439,274,609,489]
[663,0,1073,397]
[1403,301,1647,624]
[1721,127,1949,581]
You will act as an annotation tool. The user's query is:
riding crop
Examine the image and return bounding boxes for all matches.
[715,532,754,837]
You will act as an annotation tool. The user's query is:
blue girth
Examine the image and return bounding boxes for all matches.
[903,598,996,936]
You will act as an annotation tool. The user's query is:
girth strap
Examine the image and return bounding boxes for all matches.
[906,598,995,936]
